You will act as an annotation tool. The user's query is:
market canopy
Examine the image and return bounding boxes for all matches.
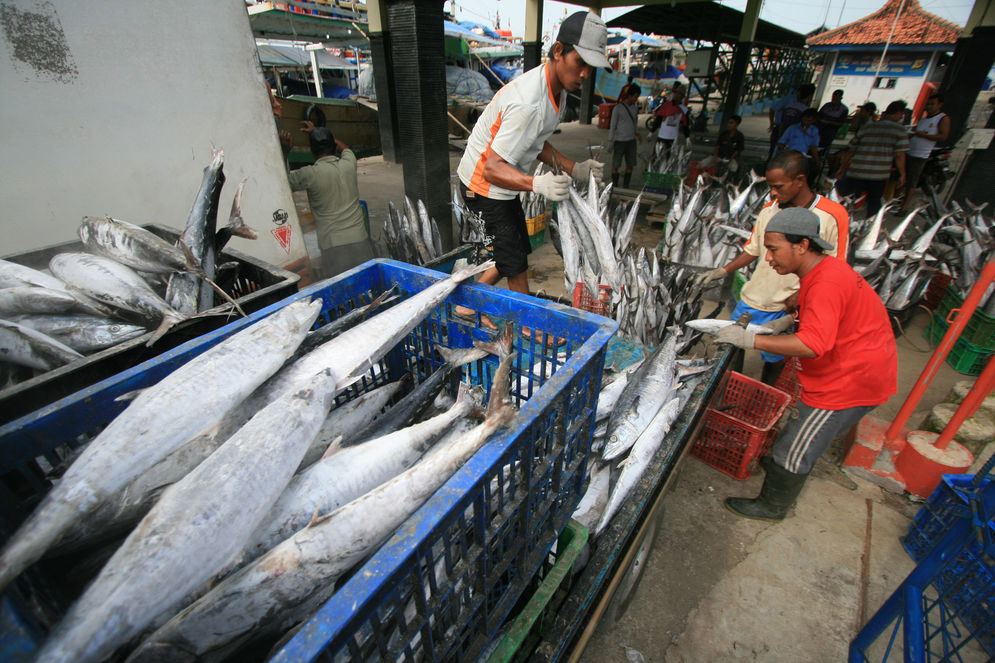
[607,32,667,48]
[257,43,357,69]
[606,2,808,49]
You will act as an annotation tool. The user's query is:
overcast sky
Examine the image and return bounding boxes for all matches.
[449,0,974,42]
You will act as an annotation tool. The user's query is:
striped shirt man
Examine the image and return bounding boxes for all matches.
[846,119,909,181]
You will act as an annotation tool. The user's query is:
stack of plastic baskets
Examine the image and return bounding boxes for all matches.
[850,461,995,662]
[925,284,995,376]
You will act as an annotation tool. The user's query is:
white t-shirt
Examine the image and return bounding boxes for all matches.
[908,112,946,158]
[457,64,565,200]
[656,102,688,141]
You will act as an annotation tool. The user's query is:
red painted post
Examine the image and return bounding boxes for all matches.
[933,355,995,450]
[884,258,995,440]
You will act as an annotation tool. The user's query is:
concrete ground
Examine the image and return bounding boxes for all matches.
[307,113,988,662]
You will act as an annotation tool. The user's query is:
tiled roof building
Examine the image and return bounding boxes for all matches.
[808,0,960,49]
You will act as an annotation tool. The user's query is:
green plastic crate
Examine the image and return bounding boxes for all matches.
[933,285,995,350]
[731,271,745,302]
[487,520,589,663]
[643,171,682,193]
[926,316,994,376]
[528,229,546,250]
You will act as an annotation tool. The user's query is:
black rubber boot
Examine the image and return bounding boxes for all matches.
[623,172,631,188]
[760,359,785,386]
[612,172,619,186]
[725,462,808,521]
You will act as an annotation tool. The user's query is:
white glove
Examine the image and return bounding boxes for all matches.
[715,324,755,350]
[762,315,795,335]
[532,172,571,202]
[695,267,727,287]
[572,159,605,184]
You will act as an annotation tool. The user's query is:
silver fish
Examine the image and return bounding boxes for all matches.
[78,216,199,277]
[595,359,645,422]
[684,319,776,335]
[35,369,338,663]
[571,460,611,534]
[0,317,84,370]
[0,286,90,316]
[214,179,257,253]
[127,353,517,663]
[244,384,476,561]
[0,258,66,290]
[602,331,679,461]
[596,397,681,536]
[0,298,321,593]
[8,314,146,353]
[49,252,186,343]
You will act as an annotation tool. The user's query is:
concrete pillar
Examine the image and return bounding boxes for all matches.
[386,0,453,248]
[719,0,762,126]
[367,0,399,163]
[523,0,543,72]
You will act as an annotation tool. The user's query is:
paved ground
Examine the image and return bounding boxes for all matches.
[312,113,988,662]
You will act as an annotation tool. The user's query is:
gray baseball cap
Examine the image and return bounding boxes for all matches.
[556,12,611,71]
[766,207,834,251]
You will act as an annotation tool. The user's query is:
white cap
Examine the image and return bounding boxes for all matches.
[556,12,611,71]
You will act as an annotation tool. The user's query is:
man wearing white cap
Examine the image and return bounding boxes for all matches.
[454,11,609,341]
[715,207,897,521]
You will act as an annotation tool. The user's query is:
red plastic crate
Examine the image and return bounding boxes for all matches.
[921,272,953,311]
[690,371,792,480]
[572,282,613,318]
[773,357,803,408]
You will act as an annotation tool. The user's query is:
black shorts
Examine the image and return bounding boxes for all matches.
[460,183,530,278]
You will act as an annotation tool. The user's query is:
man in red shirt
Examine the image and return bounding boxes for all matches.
[715,207,897,521]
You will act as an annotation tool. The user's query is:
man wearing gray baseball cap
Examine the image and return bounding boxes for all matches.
[454,11,610,344]
[715,207,897,521]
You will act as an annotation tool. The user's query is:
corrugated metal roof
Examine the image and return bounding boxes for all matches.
[257,43,357,69]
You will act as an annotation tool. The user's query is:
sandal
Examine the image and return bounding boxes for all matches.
[522,327,567,347]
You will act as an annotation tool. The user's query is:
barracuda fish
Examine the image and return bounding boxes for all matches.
[49,252,187,344]
[0,258,66,291]
[232,260,494,425]
[684,319,776,336]
[8,314,146,354]
[729,169,766,220]
[34,368,338,663]
[602,331,679,461]
[244,383,478,562]
[571,460,611,534]
[854,201,896,254]
[288,285,398,364]
[0,286,99,317]
[596,397,682,537]
[78,216,203,277]
[128,352,517,663]
[595,360,644,422]
[347,345,488,446]
[0,299,321,593]
[167,149,225,315]
[0,317,84,370]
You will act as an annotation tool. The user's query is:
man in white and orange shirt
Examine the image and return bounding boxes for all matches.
[454,11,608,340]
[715,207,897,521]
[697,150,850,384]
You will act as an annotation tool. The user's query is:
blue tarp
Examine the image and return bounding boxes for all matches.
[444,20,509,47]
[457,20,502,40]
[607,32,667,48]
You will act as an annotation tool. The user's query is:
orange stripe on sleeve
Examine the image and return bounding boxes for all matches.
[469,112,503,197]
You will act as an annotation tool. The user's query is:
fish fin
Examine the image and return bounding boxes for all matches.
[114,388,146,403]
[202,276,247,318]
[321,435,344,460]
[485,351,517,421]
[436,344,487,368]
[308,505,323,527]
[146,313,185,346]
[471,323,514,359]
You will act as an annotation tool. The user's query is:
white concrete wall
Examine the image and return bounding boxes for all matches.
[0,0,306,269]
[815,51,937,115]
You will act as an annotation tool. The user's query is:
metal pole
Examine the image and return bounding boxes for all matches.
[885,258,995,440]
[932,352,995,451]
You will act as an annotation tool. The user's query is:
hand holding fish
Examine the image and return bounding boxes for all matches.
[532,172,571,202]
[761,315,795,335]
[714,324,755,349]
[572,159,605,184]
[695,267,727,287]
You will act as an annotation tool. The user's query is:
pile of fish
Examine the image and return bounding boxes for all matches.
[845,199,995,314]
[647,140,692,177]
[0,260,532,663]
[659,169,768,273]
[521,164,549,220]
[547,173,721,347]
[0,150,256,385]
[572,331,714,539]
[379,196,445,265]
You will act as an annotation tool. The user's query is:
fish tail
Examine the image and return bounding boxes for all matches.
[450,259,495,283]
[202,276,247,318]
[471,323,514,359]
[147,312,185,346]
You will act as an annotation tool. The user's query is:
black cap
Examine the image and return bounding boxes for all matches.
[309,127,335,156]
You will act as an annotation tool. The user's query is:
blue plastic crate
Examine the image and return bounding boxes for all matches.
[904,474,995,562]
[0,259,617,663]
